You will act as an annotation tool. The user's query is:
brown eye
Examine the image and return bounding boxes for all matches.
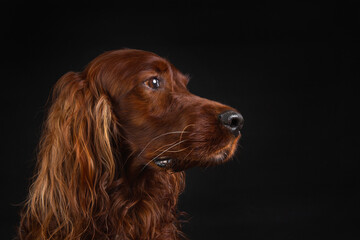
[144,78,161,90]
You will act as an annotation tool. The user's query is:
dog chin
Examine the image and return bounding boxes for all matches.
[208,139,239,164]
[210,150,231,162]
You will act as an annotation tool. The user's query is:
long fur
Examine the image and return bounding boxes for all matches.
[19,71,185,239]
[18,49,240,240]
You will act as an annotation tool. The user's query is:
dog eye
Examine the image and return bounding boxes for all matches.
[144,78,161,90]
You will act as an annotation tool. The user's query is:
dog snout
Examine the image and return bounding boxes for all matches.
[218,111,244,137]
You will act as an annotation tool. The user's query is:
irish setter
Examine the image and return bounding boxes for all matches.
[19,49,243,240]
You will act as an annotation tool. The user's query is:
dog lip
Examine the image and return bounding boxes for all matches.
[154,158,173,168]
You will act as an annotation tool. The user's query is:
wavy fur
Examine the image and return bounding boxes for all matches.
[18,49,240,240]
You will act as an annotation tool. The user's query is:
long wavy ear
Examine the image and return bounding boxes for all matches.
[19,72,119,240]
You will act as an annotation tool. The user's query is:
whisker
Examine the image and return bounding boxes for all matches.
[153,140,183,153]
[138,124,194,173]
[166,146,190,153]
[151,137,190,154]
[179,124,195,142]
[140,140,187,172]
[137,131,189,158]
[151,140,188,162]
[122,148,137,169]
[144,139,184,160]
[182,148,194,161]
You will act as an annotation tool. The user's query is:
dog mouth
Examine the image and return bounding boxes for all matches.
[153,137,238,170]
[154,157,174,168]
[153,149,232,169]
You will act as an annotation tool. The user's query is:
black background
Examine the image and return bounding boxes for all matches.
[1,0,359,239]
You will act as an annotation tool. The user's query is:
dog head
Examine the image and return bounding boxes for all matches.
[84,49,244,172]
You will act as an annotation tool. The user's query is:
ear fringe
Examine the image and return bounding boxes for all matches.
[19,72,118,240]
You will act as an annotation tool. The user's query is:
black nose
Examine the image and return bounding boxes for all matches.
[218,111,244,137]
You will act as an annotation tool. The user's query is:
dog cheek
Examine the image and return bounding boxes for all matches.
[147,93,176,118]
[117,92,153,127]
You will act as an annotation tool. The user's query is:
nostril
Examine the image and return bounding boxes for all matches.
[229,116,240,129]
[219,111,244,136]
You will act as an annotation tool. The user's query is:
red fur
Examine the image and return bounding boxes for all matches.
[19,49,241,239]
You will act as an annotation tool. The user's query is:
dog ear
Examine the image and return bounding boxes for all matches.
[19,71,119,239]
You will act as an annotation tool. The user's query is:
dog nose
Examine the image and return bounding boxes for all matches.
[218,111,244,136]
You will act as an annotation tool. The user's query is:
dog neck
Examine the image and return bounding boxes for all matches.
[110,170,186,239]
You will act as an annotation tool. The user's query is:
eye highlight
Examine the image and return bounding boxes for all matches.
[144,77,161,90]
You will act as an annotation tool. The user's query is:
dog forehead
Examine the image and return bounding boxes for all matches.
[86,49,188,96]
[124,58,173,87]
[116,56,184,89]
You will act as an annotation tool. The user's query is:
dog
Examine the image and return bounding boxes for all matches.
[19,49,243,240]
